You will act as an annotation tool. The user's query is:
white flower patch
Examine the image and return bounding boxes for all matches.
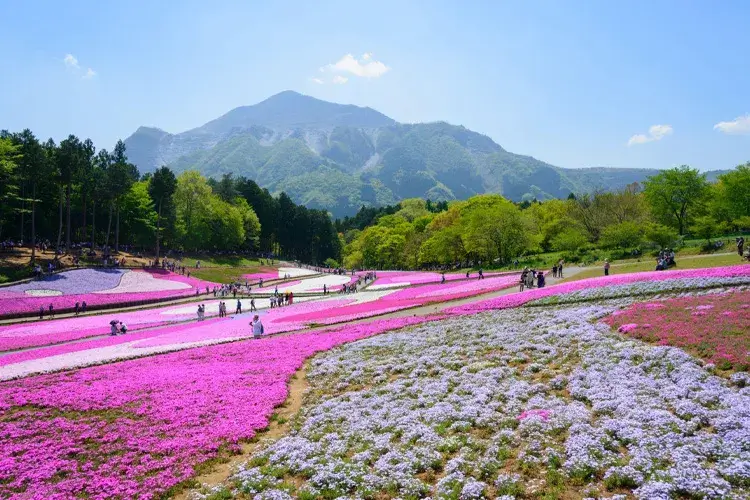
[23,289,63,297]
[225,300,750,499]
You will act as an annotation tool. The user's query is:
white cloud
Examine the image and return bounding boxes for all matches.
[63,53,96,79]
[310,77,324,85]
[627,124,673,146]
[332,75,349,85]
[322,53,390,79]
[713,114,750,135]
[63,54,79,69]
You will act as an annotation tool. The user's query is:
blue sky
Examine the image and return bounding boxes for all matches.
[1,0,749,171]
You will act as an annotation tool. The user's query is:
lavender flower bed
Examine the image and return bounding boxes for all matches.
[202,302,750,499]
[0,268,127,296]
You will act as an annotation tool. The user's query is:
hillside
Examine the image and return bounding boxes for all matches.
[123,91,703,217]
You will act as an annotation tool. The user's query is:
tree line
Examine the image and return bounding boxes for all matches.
[0,129,341,265]
[340,164,750,270]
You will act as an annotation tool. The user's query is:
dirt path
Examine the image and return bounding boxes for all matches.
[173,362,311,500]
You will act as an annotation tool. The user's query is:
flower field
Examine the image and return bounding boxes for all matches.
[0,269,216,318]
[604,289,750,372]
[368,270,513,289]
[0,263,748,499]
[205,303,750,500]
[0,316,438,500]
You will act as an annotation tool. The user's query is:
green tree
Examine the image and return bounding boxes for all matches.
[148,167,177,263]
[119,181,157,247]
[0,137,20,241]
[109,140,139,252]
[644,165,709,235]
[714,163,750,223]
[14,130,49,261]
[599,221,643,250]
[461,199,530,264]
[57,135,84,251]
[550,227,589,252]
[691,215,729,246]
[643,223,680,249]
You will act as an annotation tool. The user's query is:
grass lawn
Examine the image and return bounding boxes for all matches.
[180,255,263,268]
[561,252,745,282]
[190,266,274,284]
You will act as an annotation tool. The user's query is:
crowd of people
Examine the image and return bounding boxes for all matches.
[519,268,546,291]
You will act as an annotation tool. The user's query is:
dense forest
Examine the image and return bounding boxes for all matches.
[338,164,750,270]
[0,130,341,264]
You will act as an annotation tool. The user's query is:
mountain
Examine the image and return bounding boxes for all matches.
[123,91,708,217]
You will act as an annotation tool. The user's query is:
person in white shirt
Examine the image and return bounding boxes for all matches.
[251,315,264,339]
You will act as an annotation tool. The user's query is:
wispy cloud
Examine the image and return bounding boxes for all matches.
[63,54,80,69]
[627,124,673,146]
[63,53,96,79]
[713,114,750,135]
[310,52,389,84]
[310,77,324,85]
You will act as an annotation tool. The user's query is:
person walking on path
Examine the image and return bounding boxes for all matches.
[48,303,54,319]
[39,306,44,320]
[74,302,80,316]
[537,272,546,288]
[557,260,564,278]
[81,301,87,314]
[235,299,242,315]
[519,270,526,292]
[552,264,558,278]
[251,315,264,339]
[604,260,610,276]
[250,298,257,312]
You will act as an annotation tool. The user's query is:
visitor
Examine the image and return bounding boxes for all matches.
[604,260,610,276]
[525,270,535,290]
[197,304,203,320]
[74,302,80,316]
[110,322,118,336]
[466,271,470,278]
[289,292,294,305]
[537,272,546,288]
[478,268,484,280]
[557,260,564,278]
[81,301,87,314]
[441,273,446,284]
[250,298,256,312]
[39,306,44,320]
[738,237,745,258]
[323,284,327,294]
[48,303,54,319]
[519,270,526,292]
[251,314,264,339]
[270,296,276,308]
[552,264,558,278]
[120,322,128,334]
[235,299,242,315]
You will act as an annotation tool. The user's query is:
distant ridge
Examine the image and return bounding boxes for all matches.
[123,91,726,217]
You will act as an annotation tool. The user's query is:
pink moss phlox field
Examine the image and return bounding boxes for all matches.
[604,289,750,371]
[371,270,512,287]
[0,305,204,352]
[0,270,217,318]
[276,274,519,325]
[446,264,750,315]
[0,315,440,499]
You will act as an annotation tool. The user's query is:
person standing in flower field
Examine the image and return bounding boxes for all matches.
[604,260,610,276]
[251,314,264,339]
